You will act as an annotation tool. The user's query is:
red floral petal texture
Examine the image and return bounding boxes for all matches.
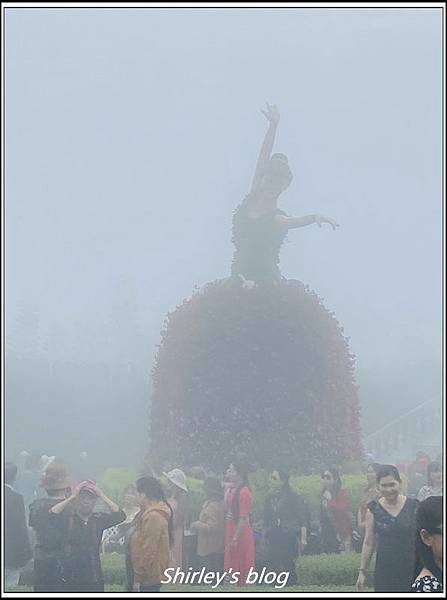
[150,278,363,472]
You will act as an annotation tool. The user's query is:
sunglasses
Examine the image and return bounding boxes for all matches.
[322,474,332,480]
[270,475,280,482]
[431,526,443,535]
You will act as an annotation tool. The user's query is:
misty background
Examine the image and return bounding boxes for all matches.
[5,8,442,474]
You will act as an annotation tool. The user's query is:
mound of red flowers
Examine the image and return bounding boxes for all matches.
[150,278,362,472]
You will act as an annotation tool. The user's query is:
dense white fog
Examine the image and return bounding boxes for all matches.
[5,7,442,471]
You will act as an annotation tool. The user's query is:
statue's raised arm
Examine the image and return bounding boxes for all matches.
[249,103,281,196]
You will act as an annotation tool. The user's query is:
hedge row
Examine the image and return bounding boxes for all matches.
[297,552,374,587]
[187,471,372,521]
[98,466,408,523]
[98,467,138,505]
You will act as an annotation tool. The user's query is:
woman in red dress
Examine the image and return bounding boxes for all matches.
[224,461,255,586]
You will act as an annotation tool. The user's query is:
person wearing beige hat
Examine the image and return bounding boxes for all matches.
[29,462,72,592]
[163,469,189,571]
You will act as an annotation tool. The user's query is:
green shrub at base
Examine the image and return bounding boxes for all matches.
[97,468,371,525]
[250,471,366,519]
[101,552,127,586]
[297,552,374,588]
[98,467,138,505]
[185,471,367,523]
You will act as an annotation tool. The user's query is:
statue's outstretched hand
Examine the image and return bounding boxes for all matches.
[261,102,280,125]
[315,214,339,230]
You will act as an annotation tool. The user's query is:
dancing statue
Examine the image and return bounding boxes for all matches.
[150,105,362,472]
[232,103,338,288]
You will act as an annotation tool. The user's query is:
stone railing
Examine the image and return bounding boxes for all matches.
[363,397,442,462]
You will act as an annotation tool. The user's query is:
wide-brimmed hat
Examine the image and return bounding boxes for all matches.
[41,463,71,490]
[203,477,223,498]
[163,468,188,493]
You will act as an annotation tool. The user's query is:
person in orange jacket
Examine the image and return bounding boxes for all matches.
[128,477,173,593]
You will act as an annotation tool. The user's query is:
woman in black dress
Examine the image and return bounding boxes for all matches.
[356,464,419,592]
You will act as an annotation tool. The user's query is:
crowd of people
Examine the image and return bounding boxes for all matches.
[4,452,443,593]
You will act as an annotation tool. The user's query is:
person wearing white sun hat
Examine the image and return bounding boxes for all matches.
[162,469,189,493]
[163,469,189,571]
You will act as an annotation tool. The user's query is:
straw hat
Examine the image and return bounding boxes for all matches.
[163,468,188,493]
[41,463,71,490]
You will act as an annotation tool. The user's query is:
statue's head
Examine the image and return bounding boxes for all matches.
[261,153,293,196]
